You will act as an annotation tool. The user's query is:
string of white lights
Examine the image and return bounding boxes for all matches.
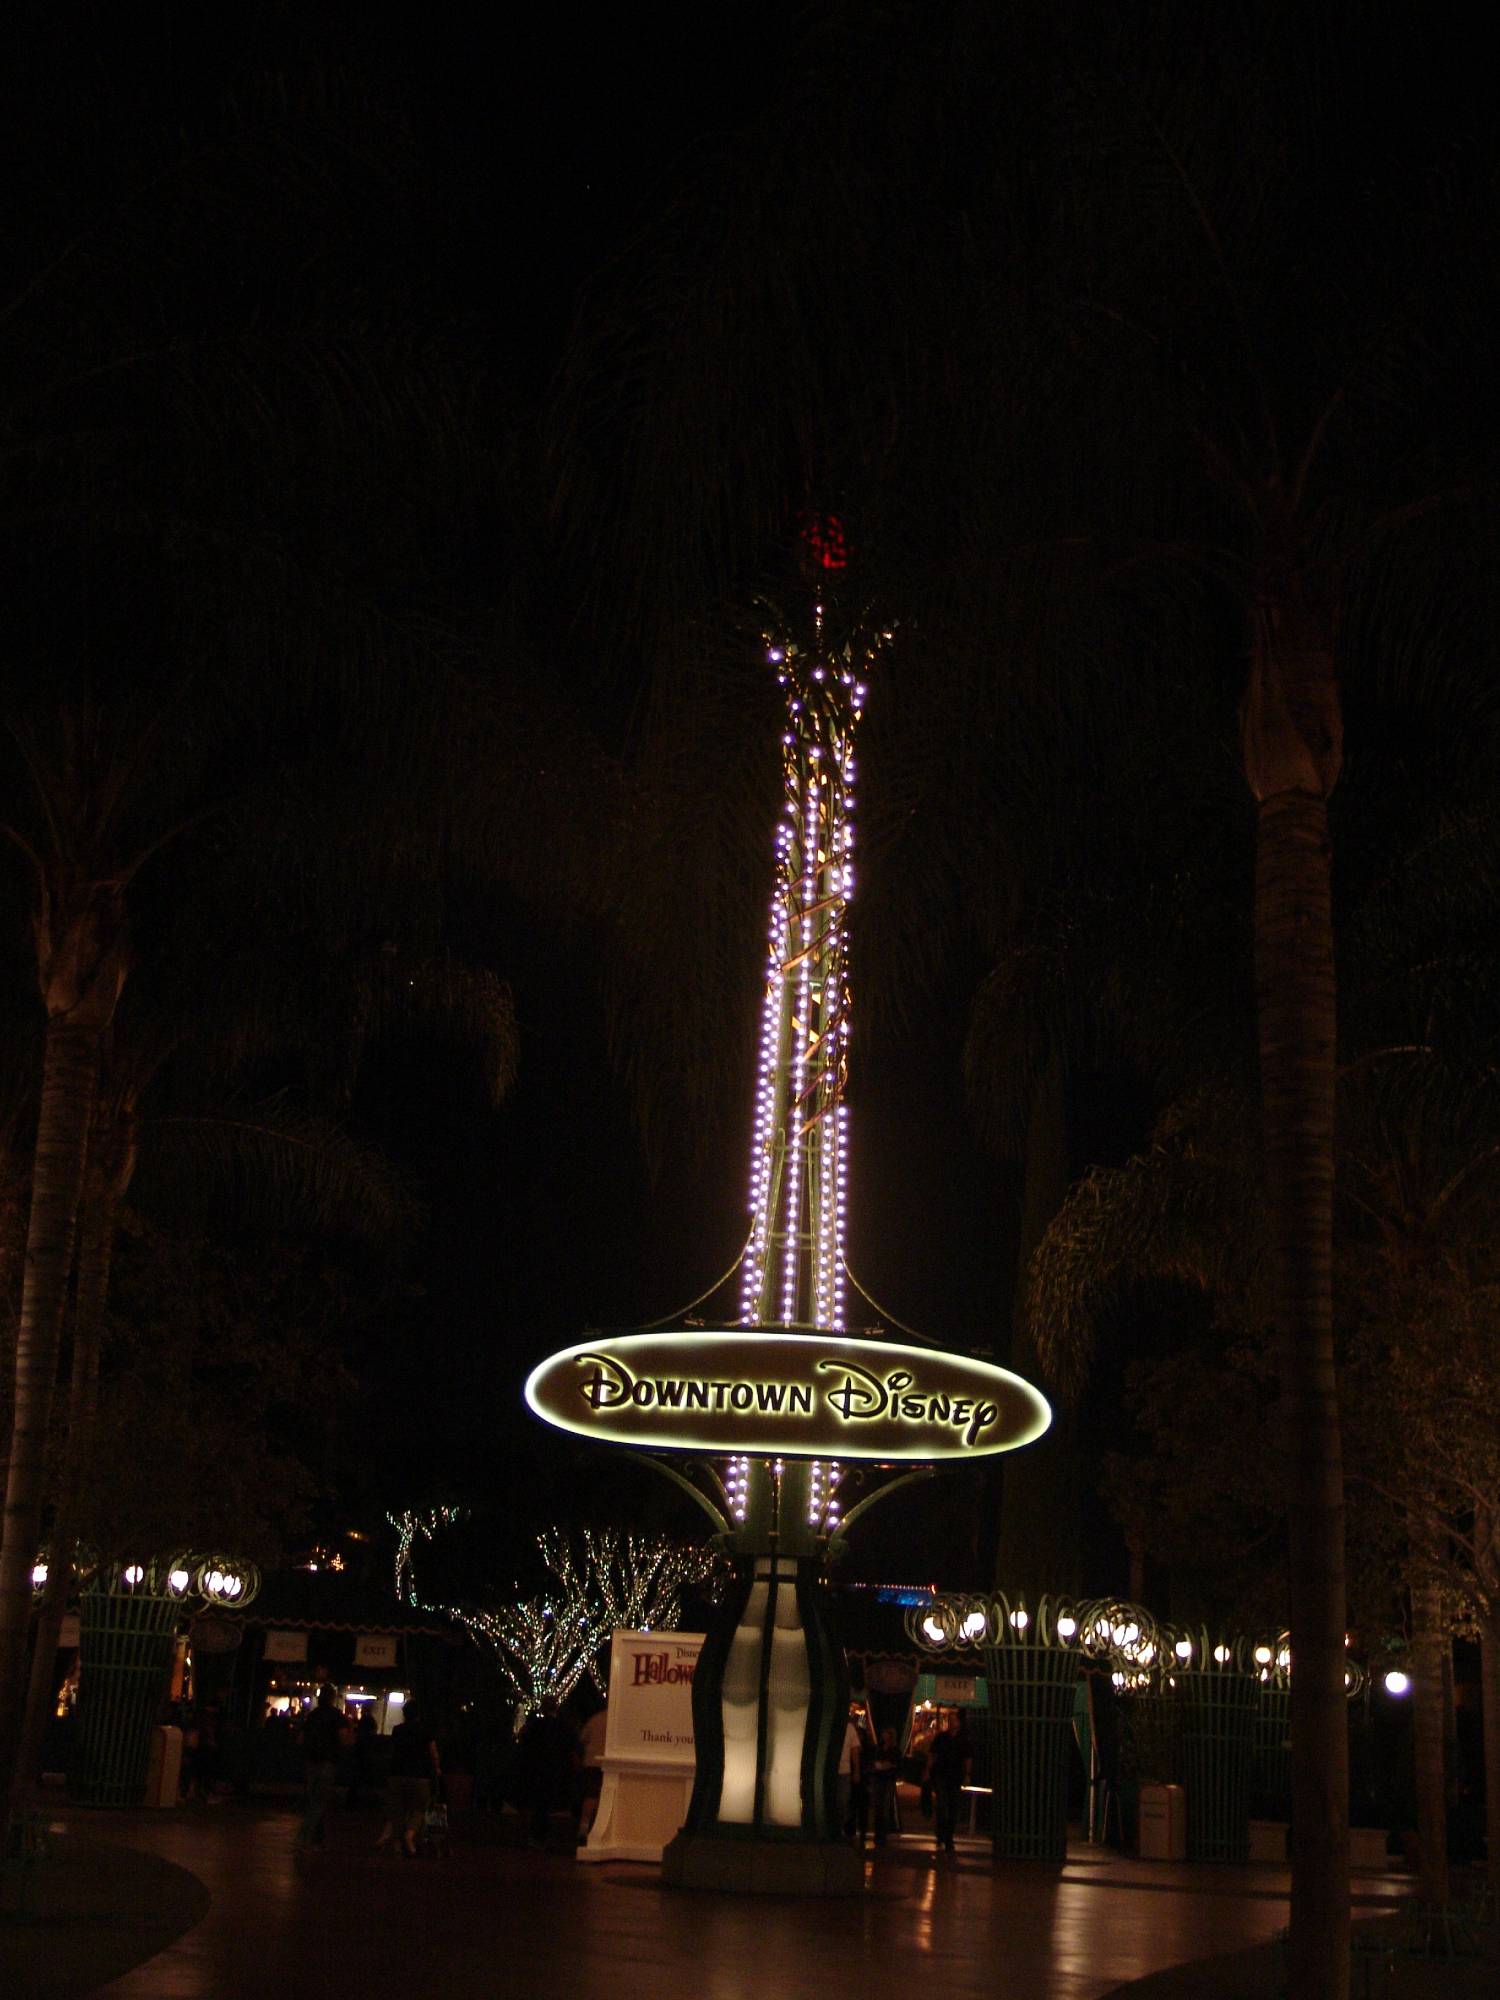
[731,604,888,1541]
[741,624,882,1340]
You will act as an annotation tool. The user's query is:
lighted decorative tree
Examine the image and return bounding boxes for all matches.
[541,1529,724,1687]
[390,1510,722,1729]
[390,1506,466,1612]
[391,1510,591,1728]
[466,1597,595,1729]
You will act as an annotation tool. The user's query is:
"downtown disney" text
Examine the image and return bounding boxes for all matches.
[576,1352,1002,1448]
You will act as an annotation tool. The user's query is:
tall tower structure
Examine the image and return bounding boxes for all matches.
[739,605,874,1338]
[661,581,891,1891]
[714,601,888,1564]
[526,525,1050,1894]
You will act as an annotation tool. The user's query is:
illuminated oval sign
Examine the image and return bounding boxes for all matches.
[524,1328,1050,1462]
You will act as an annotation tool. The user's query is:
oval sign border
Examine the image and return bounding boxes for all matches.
[524,1328,1050,1462]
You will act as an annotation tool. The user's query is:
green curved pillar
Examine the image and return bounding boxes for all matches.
[665,1457,859,1892]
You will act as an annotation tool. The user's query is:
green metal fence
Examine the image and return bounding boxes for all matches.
[907,1594,1155,1863]
[1254,1681,1291,1813]
[69,1581,182,1806]
[984,1637,1081,1861]
[906,1596,1308,1867]
[1179,1656,1257,1862]
[62,1553,259,1808]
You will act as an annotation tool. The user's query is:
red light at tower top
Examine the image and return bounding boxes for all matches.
[799,512,848,572]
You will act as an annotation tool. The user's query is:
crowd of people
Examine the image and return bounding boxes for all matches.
[174,1681,976,1859]
[277,1686,610,1857]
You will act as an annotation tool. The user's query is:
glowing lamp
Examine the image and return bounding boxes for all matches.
[1383,1671,1410,1697]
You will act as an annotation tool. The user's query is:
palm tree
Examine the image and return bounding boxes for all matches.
[3,809,529,1791]
[1029,1051,1500,1905]
[0,724,135,1817]
[14,1084,137,1799]
[0,27,622,1821]
[1340,1146,1500,1902]
[962,682,1250,1594]
[8,1071,417,1790]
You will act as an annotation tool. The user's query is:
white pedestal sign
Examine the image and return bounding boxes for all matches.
[579,1629,703,1864]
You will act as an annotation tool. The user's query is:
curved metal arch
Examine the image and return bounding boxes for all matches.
[621,1450,731,1536]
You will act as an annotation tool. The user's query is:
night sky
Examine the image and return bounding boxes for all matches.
[5,2,1487,1605]
[276,4,1027,1563]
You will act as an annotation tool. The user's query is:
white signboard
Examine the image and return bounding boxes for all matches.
[604,1631,702,1765]
[934,1674,977,1703]
[354,1634,398,1669]
[263,1630,308,1663]
[580,1629,704,1865]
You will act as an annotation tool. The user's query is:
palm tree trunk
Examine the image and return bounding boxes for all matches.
[0,1163,27,1467]
[0,1163,28,1344]
[0,1022,105,1823]
[997,1053,1080,1595]
[14,1095,136,1794]
[1244,597,1348,2000]
[1475,1503,1500,1894]
[1410,1568,1449,1905]
[16,1542,73,1794]
[1480,1606,1500,1897]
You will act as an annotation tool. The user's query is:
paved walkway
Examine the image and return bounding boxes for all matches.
[2,1799,1492,2000]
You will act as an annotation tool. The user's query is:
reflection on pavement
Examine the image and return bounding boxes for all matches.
[61,1806,1304,2000]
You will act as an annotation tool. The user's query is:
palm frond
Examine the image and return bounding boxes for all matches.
[1026,1087,1266,1395]
[137,1096,420,1245]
